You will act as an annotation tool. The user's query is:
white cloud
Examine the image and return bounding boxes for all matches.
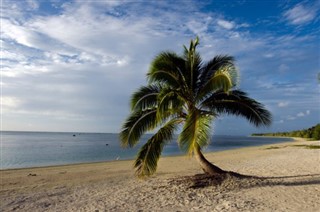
[2,19,33,47]
[284,110,311,121]
[217,19,235,30]
[1,49,27,61]
[287,115,296,120]
[279,64,289,72]
[2,96,21,110]
[297,110,311,117]
[284,3,317,25]
[264,53,274,58]
[116,56,130,66]
[187,19,210,35]
[278,101,289,107]
[297,112,305,117]
[276,120,284,124]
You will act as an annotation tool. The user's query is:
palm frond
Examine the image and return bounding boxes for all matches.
[178,109,212,155]
[120,109,158,148]
[134,119,180,177]
[183,37,202,93]
[157,88,185,121]
[131,84,161,111]
[202,90,272,127]
[147,52,187,89]
[183,37,199,59]
[197,68,234,101]
[198,55,237,87]
[191,51,202,92]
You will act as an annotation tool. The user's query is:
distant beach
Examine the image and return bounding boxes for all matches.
[1,138,319,211]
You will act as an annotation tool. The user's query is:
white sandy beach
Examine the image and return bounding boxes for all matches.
[1,139,319,211]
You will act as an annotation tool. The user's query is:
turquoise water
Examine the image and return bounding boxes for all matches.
[0,131,293,169]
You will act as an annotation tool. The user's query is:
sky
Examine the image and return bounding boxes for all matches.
[1,0,319,135]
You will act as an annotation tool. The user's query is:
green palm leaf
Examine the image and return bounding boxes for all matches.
[183,37,202,92]
[134,119,180,177]
[120,109,158,148]
[202,90,272,127]
[179,109,212,155]
[197,67,235,101]
[147,52,187,89]
[157,88,185,120]
[198,55,236,87]
[131,85,161,111]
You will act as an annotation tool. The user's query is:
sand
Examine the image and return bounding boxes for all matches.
[1,139,319,211]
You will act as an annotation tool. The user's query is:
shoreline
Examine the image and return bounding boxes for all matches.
[1,138,319,211]
[1,136,297,171]
[250,135,310,140]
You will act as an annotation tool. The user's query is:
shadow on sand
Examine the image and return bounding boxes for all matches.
[169,172,320,190]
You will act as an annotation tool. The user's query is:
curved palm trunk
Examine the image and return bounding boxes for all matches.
[194,145,226,175]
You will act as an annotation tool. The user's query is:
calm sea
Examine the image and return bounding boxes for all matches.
[0,131,293,170]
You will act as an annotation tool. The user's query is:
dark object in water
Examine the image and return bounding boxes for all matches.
[73,134,76,137]
[106,144,109,146]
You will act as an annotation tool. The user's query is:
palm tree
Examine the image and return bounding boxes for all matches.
[120,37,272,178]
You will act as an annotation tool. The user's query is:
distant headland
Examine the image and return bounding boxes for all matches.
[252,124,320,140]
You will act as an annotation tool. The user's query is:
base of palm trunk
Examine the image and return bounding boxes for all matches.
[200,162,227,175]
[194,145,254,177]
[194,145,228,176]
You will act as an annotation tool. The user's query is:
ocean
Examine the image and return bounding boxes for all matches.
[0,131,293,170]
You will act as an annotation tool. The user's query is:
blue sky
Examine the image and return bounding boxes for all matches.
[1,0,319,135]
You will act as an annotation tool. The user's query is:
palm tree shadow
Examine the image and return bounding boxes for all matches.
[169,172,320,190]
[258,174,320,188]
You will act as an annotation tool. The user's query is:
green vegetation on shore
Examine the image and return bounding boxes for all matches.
[252,124,320,140]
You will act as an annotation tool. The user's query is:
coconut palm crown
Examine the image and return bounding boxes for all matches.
[120,37,272,177]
